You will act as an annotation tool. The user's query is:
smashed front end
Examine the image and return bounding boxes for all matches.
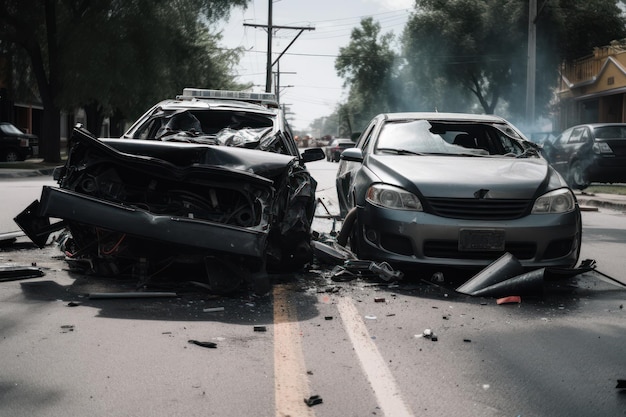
[15,126,317,293]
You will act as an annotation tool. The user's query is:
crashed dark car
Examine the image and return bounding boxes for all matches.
[336,112,582,271]
[15,89,325,293]
[547,123,626,190]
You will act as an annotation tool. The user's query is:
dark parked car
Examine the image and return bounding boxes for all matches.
[15,89,324,293]
[336,112,581,271]
[0,122,38,162]
[325,138,356,162]
[547,123,626,189]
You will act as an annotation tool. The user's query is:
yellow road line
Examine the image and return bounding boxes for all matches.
[273,284,315,417]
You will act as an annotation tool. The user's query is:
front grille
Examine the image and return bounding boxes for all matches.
[426,197,531,220]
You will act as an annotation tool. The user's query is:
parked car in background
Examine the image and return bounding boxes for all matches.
[547,123,626,189]
[336,112,581,271]
[15,89,325,294]
[0,122,38,162]
[325,138,356,162]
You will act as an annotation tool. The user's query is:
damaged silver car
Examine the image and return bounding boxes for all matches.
[336,112,582,271]
[15,89,325,293]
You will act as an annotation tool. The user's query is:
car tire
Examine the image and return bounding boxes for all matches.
[3,149,20,162]
[569,160,590,190]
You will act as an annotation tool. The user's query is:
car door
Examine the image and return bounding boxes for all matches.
[550,127,576,175]
[335,118,379,216]
[562,126,590,164]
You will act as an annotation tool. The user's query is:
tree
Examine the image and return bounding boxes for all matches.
[400,0,626,122]
[558,0,626,62]
[58,1,248,136]
[0,0,249,162]
[402,0,528,116]
[335,17,398,132]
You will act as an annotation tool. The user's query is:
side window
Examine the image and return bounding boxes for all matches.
[133,119,163,139]
[568,127,585,144]
[357,120,378,151]
[557,128,572,145]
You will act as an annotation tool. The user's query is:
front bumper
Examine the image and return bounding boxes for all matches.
[16,186,267,258]
[354,202,582,269]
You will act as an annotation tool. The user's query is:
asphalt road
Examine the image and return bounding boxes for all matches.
[0,161,625,416]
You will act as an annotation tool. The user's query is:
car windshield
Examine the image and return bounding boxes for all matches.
[136,109,274,138]
[374,119,532,157]
[130,109,291,151]
[0,123,24,135]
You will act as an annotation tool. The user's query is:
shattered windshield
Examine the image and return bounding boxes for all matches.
[131,109,290,153]
[375,119,534,157]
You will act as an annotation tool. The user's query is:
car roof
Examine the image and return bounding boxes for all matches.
[152,98,278,115]
[380,112,510,123]
[567,123,626,129]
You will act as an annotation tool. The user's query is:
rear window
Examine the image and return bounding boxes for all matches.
[593,126,626,139]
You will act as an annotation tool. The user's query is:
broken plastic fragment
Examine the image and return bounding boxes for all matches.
[456,253,524,296]
[88,292,177,299]
[203,307,225,313]
[496,296,522,305]
[188,340,217,349]
[304,395,323,407]
[368,261,404,281]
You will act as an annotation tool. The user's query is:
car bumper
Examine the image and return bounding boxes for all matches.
[587,157,626,183]
[354,202,581,269]
[17,186,268,258]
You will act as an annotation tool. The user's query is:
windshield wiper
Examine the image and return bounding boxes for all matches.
[376,147,424,155]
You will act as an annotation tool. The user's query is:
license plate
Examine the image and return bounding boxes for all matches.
[459,229,505,251]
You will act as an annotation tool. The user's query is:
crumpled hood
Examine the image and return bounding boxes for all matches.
[101,138,297,180]
[368,154,551,199]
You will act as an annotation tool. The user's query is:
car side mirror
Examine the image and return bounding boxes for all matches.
[301,147,325,163]
[340,148,363,162]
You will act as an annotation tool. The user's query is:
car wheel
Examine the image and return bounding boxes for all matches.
[569,160,590,190]
[3,149,20,162]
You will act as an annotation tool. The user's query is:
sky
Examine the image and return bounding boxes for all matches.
[216,0,414,134]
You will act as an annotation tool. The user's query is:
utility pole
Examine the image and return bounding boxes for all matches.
[244,0,314,96]
[526,0,537,126]
[526,0,549,126]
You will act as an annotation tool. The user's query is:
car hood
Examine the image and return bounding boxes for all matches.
[368,154,552,199]
[100,138,297,180]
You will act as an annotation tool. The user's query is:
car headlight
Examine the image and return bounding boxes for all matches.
[532,188,576,214]
[366,184,423,211]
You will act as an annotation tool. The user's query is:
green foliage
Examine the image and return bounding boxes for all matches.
[0,0,250,160]
[335,17,398,133]
[58,0,250,122]
[333,0,626,130]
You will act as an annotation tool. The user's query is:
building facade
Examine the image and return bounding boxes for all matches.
[557,40,626,131]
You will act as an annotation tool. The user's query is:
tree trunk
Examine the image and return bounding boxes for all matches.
[41,104,61,163]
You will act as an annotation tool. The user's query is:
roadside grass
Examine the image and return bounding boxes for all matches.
[586,184,626,195]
